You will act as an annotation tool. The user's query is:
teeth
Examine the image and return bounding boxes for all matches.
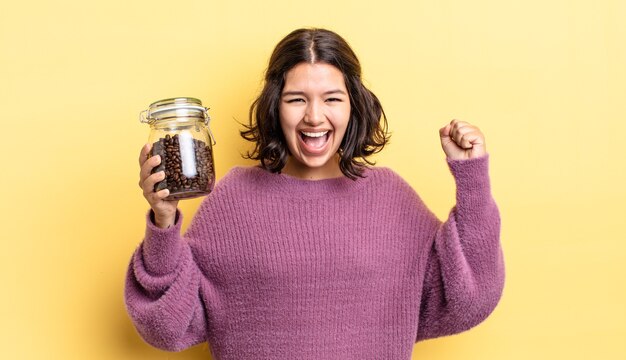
[301,130,329,138]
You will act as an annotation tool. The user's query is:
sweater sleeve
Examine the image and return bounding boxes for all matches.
[415,154,505,342]
[124,206,209,351]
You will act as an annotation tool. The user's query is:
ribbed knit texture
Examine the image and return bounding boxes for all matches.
[124,155,505,360]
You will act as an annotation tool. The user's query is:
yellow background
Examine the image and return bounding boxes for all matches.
[1,0,624,359]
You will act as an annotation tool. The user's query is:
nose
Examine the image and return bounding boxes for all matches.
[304,99,324,126]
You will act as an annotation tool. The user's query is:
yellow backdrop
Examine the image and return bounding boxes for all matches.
[1,0,624,359]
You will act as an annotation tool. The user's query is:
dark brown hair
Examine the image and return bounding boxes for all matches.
[240,28,390,180]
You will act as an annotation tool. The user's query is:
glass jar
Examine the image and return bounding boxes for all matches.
[140,97,216,200]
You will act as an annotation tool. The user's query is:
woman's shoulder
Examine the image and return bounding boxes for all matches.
[221,165,259,179]
[214,165,261,189]
[366,165,412,188]
[366,165,429,204]
[195,166,261,210]
[366,165,399,177]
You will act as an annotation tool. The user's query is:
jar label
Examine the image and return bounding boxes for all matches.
[179,131,198,178]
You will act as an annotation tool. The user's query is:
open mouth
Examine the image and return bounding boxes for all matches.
[298,130,331,154]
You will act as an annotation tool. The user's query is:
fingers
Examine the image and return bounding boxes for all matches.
[448,119,470,140]
[447,119,482,149]
[457,131,481,149]
[142,171,170,207]
[145,188,170,204]
[138,143,177,211]
[142,170,166,195]
[139,143,152,167]
[138,154,161,188]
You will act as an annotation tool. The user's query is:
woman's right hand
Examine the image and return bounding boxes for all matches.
[139,143,179,228]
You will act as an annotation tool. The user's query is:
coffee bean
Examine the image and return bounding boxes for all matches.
[150,133,215,199]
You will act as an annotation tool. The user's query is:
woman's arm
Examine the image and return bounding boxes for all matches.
[124,208,209,351]
[416,154,505,342]
[126,143,206,350]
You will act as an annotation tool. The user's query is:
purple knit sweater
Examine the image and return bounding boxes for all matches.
[125,155,504,359]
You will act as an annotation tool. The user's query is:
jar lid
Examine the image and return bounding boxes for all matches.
[140,97,211,125]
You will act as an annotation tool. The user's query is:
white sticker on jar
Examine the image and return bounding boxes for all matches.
[178,131,198,178]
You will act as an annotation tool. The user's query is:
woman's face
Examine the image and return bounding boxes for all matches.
[279,62,351,180]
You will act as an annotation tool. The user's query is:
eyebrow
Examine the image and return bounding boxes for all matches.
[281,89,347,97]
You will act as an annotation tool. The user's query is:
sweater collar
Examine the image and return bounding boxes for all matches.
[247,165,371,199]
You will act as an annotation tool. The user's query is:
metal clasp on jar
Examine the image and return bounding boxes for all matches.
[139,104,216,146]
[203,109,217,146]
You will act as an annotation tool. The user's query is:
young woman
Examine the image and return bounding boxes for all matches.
[126,28,505,359]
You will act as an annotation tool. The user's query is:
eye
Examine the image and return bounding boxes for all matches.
[286,98,305,103]
[326,98,342,102]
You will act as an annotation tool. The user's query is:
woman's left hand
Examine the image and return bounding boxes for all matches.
[439,119,487,160]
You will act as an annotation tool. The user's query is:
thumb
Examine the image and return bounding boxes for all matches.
[439,124,451,137]
[439,123,459,157]
[439,123,452,141]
